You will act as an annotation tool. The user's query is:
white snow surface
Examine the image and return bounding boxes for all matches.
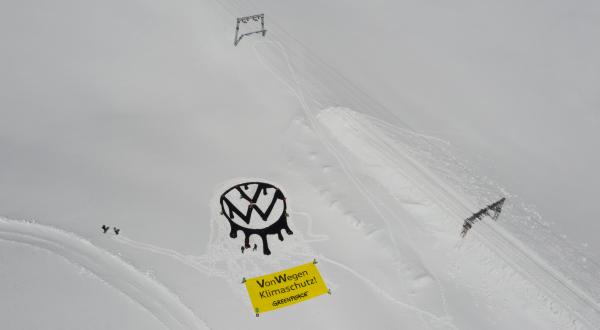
[1,0,599,329]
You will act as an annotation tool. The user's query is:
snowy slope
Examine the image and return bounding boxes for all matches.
[253,0,600,257]
[1,0,599,329]
[0,218,206,329]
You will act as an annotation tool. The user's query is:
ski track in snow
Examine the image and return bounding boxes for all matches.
[297,253,457,330]
[0,218,209,330]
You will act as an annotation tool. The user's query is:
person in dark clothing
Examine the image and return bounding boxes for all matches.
[101,225,109,233]
[253,244,257,251]
[113,227,120,235]
[241,246,245,254]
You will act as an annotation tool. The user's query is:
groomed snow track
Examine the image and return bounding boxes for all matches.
[0,218,208,330]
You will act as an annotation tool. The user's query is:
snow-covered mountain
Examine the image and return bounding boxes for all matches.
[1,0,599,329]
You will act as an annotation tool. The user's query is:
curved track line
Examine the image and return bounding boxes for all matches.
[0,217,209,330]
[300,253,457,330]
[114,236,227,278]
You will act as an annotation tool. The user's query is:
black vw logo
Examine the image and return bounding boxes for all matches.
[219,181,293,255]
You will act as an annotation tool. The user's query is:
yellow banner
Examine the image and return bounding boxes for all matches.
[244,261,329,314]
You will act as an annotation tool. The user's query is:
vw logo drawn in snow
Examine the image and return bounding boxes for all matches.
[219,182,293,255]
